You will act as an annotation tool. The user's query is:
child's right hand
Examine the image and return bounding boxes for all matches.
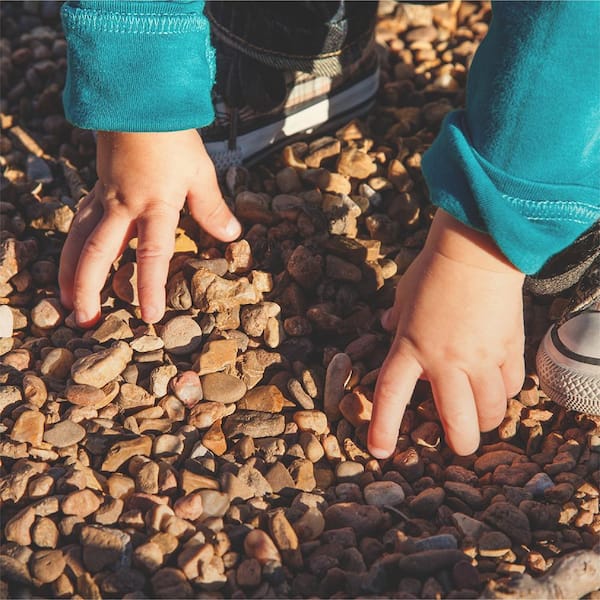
[59,130,241,327]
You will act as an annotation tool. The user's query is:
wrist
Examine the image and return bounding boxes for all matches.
[425,209,525,278]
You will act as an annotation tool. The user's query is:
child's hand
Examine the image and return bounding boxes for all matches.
[368,210,525,457]
[59,130,240,326]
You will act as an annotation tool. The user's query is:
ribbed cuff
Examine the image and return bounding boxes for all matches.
[61,1,216,132]
[422,111,600,275]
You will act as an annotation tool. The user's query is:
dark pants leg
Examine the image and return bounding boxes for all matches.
[206,1,378,111]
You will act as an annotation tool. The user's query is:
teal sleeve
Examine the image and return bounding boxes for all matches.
[61,0,216,132]
[422,1,600,274]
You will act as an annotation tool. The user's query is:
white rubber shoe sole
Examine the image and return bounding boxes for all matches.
[205,67,380,173]
[536,307,600,415]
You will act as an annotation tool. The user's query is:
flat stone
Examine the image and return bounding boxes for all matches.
[173,492,204,521]
[265,462,296,493]
[237,385,285,412]
[188,401,235,429]
[223,410,285,439]
[117,382,155,410]
[201,372,247,404]
[151,568,192,598]
[61,488,101,518]
[244,529,281,565]
[80,525,131,573]
[11,410,44,445]
[293,410,328,435]
[101,436,152,472]
[29,549,65,583]
[0,305,14,337]
[43,419,85,447]
[130,334,164,353]
[31,297,64,329]
[40,347,74,379]
[194,339,238,375]
[363,481,405,506]
[481,501,531,545]
[196,490,230,519]
[65,383,109,409]
[160,316,202,355]
[397,550,469,576]
[71,341,133,387]
[324,502,384,536]
[414,534,458,552]
[339,389,372,427]
[286,245,323,289]
[410,487,445,517]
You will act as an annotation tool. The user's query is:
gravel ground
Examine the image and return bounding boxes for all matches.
[1,2,599,599]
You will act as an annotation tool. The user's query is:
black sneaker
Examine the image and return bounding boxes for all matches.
[527,223,600,414]
[201,0,380,172]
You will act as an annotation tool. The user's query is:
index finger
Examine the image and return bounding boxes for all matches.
[368,340,423,459]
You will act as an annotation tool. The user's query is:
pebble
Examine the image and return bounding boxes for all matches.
[80,525,131,572]
[195,339,238,375]
[11,410,45,445]
[31,297,63,329]
[410,486,445,516]
[0,305,14,337]
[173,492,204,521]
[65,383,108,409]
[202,372,247,403]
[363,481,405,506]
[71,341,133,387]
[481,502,531,545]
[196,490,230,519]
[150,364,177,397]
[112,262,139,305]
[237,385,285,412]
[160,315,202,355]
[170,370,203,407]
[324,502,384,536]
[293,507,326,542]
[151,567,192,598]
[29,549,65,583]
[43,419,85,447]
[397,549,469,576]
[61,488,101,518]
[339,389,373,427]
[223,410,285,438]
[40,347,74,379]
[293,410,328,435]
[188,401,234,429]
[244,529,281,565]
[324,353,352,421]
[414,534,458,552]
[31,517,59,548]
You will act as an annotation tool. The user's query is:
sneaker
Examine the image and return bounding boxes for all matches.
[530,223,600,414]
[201,1,380,173]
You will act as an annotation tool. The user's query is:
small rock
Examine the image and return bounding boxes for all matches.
[112,262,139,305]
[5,506,36,545]
[337,148,377,179]
[339,389,372,427]
[29,549,65,584]
[31,298,64,330]
[61,488,101,518]
[237,558,261,588]
[40,347,74,379]
[188,401,234,429]
[293,507,326,542]
[151,567,192,598]
[201,372,247,404]
[286,245,323,289]
[170,370,203,407]
[481,502,531,545]
[194,339,238,375]
[174,493,204,521]
[0,305,14,337]
[324,502,384,536]
[31,517,59,548]
[363,481,405,506]
[196,490,230,519]
[414,534,458,552]
[202,419,228,455]
[410,487,445,517]
[478,531,512,557]
[150,364,177,398]
[397,550,469,576]
[80,525,131,573]
[324,353,352,421]
[160,316,202,355]
[71,341,133,387]
[237,385,285,412]
[293,410,328,435]
[43,419,85,447]
[244,529,281,565]
[223,410,285,438]
[65,384,108,409]
[11,410,45,445]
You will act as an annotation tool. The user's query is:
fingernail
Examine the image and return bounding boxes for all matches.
[75,310,92,326]
[224,218,241,239]
[143,306,161,324]
[369,446,392,460]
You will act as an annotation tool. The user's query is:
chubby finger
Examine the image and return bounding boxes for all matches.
[72,212,132,327]
[368,340,422,459]
[59,191,102,309]
[187,157,241,241]
[430,370,480,456]
[469,369,508,432]
[500,351,525,398]
[135,207,179,324]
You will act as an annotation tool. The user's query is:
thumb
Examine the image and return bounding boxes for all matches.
[187,152,241,242]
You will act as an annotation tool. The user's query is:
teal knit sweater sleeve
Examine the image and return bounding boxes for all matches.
[422,1,600,274]
[61,0,216,132]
